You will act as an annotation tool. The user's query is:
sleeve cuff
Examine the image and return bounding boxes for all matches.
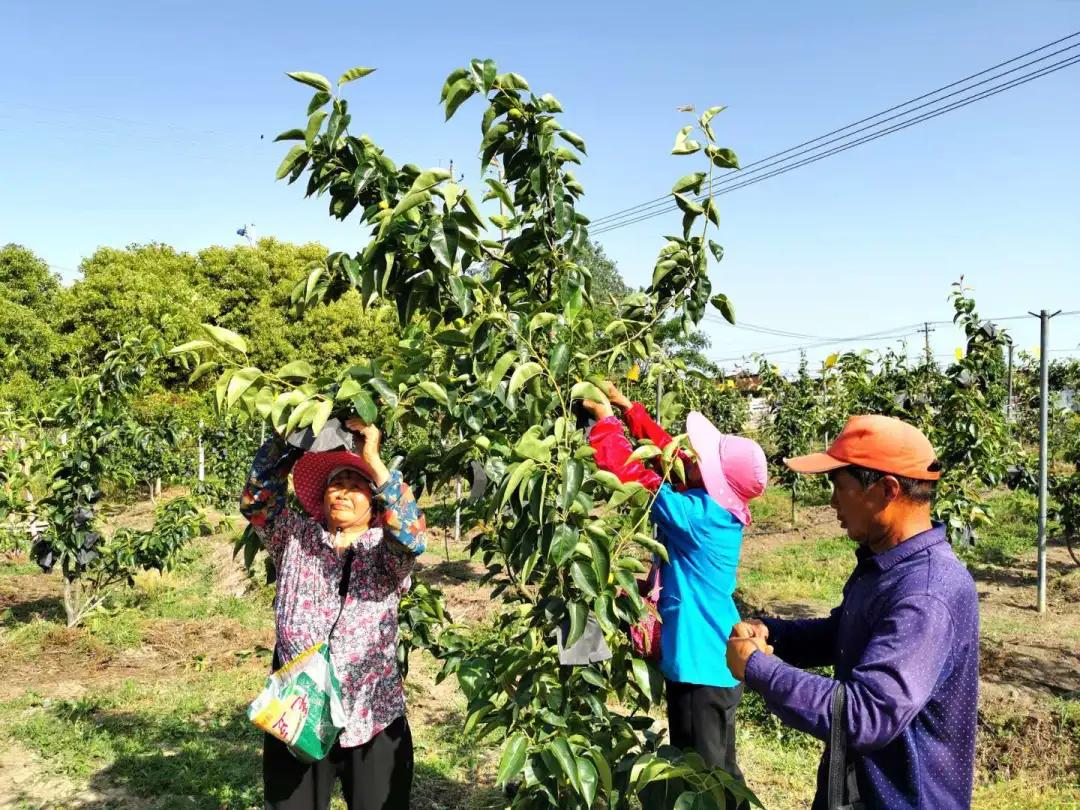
[372,469,400,499]
[744,649,782,691]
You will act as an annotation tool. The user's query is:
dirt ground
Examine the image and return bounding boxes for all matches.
[2,500,1078,808]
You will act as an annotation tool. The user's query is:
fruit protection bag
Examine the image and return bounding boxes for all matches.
[248,641,347,762]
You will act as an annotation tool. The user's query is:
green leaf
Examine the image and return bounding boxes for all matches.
[559,459,584,510]
[489,350,518,389]
[276,360,313,380]
[672,125,702,155]
[416,381,450,407]
[273,128,305,142]
[571,559,599,598]
[286,71,332,92]
[440,68,470,102]
[497,733,528,786]
[549,343,570,380]
[275,145,308,181]
[310,399,334,436]
[201,324,248,354]
[444,78,476,120]
[566,601,588,648]
[508,362,542,395]
[671,171,706,195]
[391,189,432,219]
[254,386,275,418]
[559,130,587,154]
[632,657,661,703]
[515,427,554,463]
[708,240,724,263]
[338,66,376,86]
[169,339,213,355]
[576,757,598,807]
[528,312,557,332]
[189,361,217,383]
[484,178,514,210]
[592,470,626,493]
[352,392,378,424]
[569,381,609,408]
[368,377,399,407]
[226,367,261,407]
[707,146,739,169]
[547,738,581,795]
[710,294,736,325]
[550,525,579,566]
[627,444,662,463]
[588,750,613,802]
[501,460,536,507]
[307,91,331,115]
[304,110,327,146]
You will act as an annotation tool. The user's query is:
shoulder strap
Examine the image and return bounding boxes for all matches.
[827,684,847,810]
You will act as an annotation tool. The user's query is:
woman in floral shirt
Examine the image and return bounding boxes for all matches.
[240,418,427,810]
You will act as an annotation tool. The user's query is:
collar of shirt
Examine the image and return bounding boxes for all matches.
[854,523,948,572]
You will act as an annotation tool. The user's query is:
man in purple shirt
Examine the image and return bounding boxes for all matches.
[726,415,979,809]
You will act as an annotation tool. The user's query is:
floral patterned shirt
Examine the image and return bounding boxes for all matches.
[240,437,428,747]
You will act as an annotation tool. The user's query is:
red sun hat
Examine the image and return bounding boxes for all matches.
[292,450,372,524]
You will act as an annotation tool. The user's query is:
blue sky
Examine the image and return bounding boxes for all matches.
[2,1,1078,372]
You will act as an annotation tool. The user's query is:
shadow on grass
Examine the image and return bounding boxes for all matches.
[0,595,66,626]
[417,558,484,587]
[36,699,493,810]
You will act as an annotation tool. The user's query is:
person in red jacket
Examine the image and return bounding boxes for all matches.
[580,381,767,781]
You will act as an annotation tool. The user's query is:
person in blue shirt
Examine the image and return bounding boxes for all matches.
[583,382,767,780]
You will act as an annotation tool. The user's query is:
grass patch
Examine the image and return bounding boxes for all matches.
[740,534,853,607]
[959,489,1039,567]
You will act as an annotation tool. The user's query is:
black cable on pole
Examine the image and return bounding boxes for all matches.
[591,32,1080,227]
[593,35,1080,227]
[593,52,1080,234]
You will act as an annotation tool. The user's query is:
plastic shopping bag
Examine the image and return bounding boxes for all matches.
[248,642,347,762]
[630,561,662,662]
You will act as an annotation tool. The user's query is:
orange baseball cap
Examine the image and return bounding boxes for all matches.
[785,415,942,481]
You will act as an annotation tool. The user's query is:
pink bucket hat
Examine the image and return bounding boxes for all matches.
[686,411,767,525]
[292,450,372,524]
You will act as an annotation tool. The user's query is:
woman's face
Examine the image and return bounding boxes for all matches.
[323,469,374,531]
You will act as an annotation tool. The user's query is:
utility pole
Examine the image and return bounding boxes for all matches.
[197,420,206,483]
[1030,309,1061,614]
[922,322,936,364]
[1006,341,1015,423]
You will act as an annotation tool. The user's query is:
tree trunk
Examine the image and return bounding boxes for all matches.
[63,578,81,627]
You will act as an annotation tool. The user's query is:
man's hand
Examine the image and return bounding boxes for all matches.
[731,619,770,642]
[345,418,390,487]
[602,381,632,412]
[727,630,773,681]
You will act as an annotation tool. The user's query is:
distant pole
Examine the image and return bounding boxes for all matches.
[197,420,206,483]
[1031,309,1061,614]
[1006,342,1015,423]
[922,322,935,364]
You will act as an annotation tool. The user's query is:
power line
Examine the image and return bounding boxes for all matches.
[592,37,1080,234]
[706,311,1080,364]
[590,31,1080,227]
[596,52,1080,234]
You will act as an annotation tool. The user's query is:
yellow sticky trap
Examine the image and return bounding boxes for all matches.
[955,348,964,361]
[627,363,641,382]
[824,353,839,369]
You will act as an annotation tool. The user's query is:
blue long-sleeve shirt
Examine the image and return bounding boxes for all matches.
[651,484,744,688]
[744,524,979,809]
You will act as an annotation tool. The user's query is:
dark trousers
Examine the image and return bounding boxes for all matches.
[666,680,744,780]
[263,715,414,810]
